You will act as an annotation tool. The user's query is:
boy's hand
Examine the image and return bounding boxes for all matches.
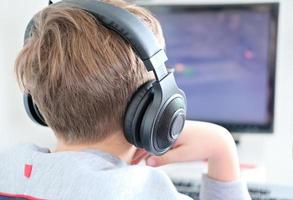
[146,121,240,182]
[131,148,149,165]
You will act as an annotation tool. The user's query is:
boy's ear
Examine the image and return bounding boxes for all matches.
[131,148,150,165]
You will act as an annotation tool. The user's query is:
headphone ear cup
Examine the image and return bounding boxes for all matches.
[124,81,154,148]
[23,94,47,126]
[152,96,186,152]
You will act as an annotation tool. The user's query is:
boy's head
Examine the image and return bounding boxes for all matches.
[15,0,165,144]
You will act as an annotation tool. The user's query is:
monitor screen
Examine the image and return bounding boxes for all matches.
[145,3,278,132]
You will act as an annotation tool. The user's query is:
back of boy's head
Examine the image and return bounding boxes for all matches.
[15,0,165,144]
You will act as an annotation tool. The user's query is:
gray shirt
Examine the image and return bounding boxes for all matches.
[0,144,251,200]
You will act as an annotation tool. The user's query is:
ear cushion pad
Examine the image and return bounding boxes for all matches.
[124,81,155,148]
[23,93,47,126]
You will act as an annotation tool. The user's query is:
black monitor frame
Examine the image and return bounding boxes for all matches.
[143,3,279,133]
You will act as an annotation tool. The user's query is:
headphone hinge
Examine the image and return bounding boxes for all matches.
[143,49,168,81]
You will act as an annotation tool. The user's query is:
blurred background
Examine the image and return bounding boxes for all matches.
[0,0,293,192]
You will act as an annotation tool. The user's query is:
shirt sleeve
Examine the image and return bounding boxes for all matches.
[200,174,251,200]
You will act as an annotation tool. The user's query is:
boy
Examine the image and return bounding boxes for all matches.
[0,0,250,199]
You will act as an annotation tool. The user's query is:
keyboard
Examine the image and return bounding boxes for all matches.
[172,179,293,200]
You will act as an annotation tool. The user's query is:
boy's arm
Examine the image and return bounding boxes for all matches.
[145,120,251,200]
[146,120,240,181]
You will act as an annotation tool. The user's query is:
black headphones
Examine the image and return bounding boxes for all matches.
[23,0,187,155]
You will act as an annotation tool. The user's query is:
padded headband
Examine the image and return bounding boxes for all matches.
[24,0,168,80]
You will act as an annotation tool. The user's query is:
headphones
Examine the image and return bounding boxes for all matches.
[23,0,187,155]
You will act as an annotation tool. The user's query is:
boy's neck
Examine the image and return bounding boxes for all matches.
[55,133,137,164]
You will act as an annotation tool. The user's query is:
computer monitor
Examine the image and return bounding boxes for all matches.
[144,3,279,133]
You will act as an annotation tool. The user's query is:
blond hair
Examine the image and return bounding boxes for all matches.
[15,0,165,144]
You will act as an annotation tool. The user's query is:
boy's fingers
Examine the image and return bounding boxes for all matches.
[131,149,149,165]
[133,149,148,159]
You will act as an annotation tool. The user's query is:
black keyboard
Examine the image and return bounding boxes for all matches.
[172,179,293,200]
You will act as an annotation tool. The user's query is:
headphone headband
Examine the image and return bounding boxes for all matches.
[25,0,168,80]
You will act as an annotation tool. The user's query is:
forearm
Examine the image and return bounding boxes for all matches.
[183,121,240,181]
[207,128,240,181]
[146,120,241,182]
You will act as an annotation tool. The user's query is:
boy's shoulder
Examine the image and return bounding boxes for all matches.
[0,144,185,200]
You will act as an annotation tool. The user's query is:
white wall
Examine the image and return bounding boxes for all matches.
[0,0,57,150]
[0,0,293,185]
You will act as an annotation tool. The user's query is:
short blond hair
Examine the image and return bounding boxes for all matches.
[15,0,165,144]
